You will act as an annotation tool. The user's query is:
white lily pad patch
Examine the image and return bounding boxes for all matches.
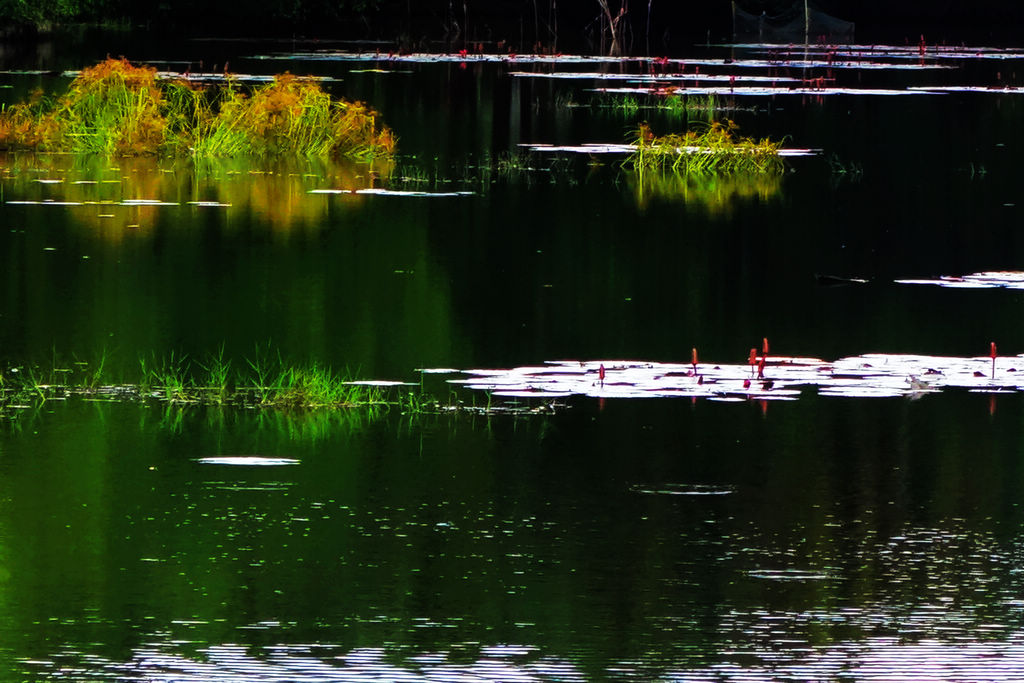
[254,51,959,71]
[522,142,818,156]
[447,353,1024,402]
[509,71,801,84]
[591,85,925,97]
[895,271,1024,289]
[254,51,658,65]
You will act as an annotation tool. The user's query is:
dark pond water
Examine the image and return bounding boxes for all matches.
[4,34,1024,680]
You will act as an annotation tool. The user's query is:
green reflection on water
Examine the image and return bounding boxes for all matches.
[627,168,784,214]
[0,153,463,379]
[3,395,1024,678]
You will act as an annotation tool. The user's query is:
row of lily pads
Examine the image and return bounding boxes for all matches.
[250,43,1024,98]
[895,271,1024,290]
[256,43,1022,68]
[440,350,1018,401]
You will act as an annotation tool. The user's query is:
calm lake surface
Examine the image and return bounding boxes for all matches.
[3,33,1024,681]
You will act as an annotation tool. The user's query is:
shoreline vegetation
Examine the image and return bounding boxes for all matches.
[0,58,396,160]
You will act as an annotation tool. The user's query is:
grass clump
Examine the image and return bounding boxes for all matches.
[185,73,395,159]
[626,120,784,175]
[1,349,397,413]
[0,58,396,160]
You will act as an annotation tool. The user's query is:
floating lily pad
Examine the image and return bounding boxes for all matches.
[896,271,1024,289]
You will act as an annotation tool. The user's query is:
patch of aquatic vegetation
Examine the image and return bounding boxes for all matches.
[0,350,395,410]
[626,167,783,212]
[626,120,785,175]
[0,351,566,421]
[0,58,395,160]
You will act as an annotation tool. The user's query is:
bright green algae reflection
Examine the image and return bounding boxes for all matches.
[0,153,463,380]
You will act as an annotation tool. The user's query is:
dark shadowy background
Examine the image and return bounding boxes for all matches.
[2,1,1023,52]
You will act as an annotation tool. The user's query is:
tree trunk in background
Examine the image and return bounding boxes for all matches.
[595,0,626,56]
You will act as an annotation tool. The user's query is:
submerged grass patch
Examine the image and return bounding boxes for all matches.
[610,93,722,122]
[0,58,395,160]
[0,349,563,421]
[2,349,396,410]
[626,120,784,175]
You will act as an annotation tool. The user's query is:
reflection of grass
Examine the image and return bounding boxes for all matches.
[627,121,784,175]
[0,152,392,234]
[661,94,718,122]
[627,167,783,212]
[0,58,395,160]
[600,93,727,122]
[391,150,570,192]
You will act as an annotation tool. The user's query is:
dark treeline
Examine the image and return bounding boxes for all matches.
[2,0,1024,52]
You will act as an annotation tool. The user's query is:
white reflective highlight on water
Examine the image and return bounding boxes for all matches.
[33,634,1024,681]
[196,456,300,466]
[630,484,735,496]
[36,643,589,682]
[22,504,1024,681]
[309,188,475,197]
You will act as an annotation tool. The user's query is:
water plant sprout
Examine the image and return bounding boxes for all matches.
[0,58,396,160]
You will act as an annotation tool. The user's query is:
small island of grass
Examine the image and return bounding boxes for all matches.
[0,58,396,160]
[627,121,783,174]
